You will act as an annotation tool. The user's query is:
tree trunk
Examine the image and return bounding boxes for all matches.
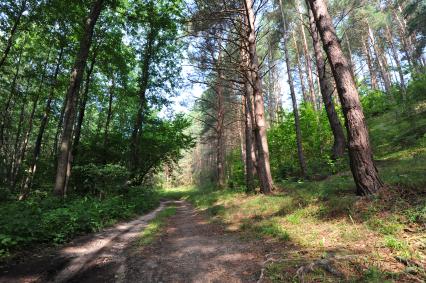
[344,31,355,77]
[102,75,114,164]
[244,0,274,194]
[308,0,383,195]
[292,31,309,104]
[0,0,27,69]
[130,28,156,175]
[243,86,256,192]
[0,48,23,150]
[10,49,52,188]
[367,25,392,93]
[385,25,406,93]
[20,47,64,200]
[361,36,378,89]
[72,49,97,158]
[281,11,307,177]
[307,5,346,159]
[9,97,26,184]
[54,0,104,197]
[296,0,316,108]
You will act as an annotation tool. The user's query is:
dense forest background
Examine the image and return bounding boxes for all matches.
[0,0,425,280]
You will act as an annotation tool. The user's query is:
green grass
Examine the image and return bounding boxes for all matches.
[138,206,177,246]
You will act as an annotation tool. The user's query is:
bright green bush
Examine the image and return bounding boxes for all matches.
[0,187,159,257]
[72,163,129,196]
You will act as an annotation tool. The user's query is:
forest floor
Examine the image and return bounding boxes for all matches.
[0,200,272,283]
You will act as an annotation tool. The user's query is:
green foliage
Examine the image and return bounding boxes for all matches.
[359,87,395,117]
[267,104,346,179]
[0,187,159,257]
[72,163,129,196]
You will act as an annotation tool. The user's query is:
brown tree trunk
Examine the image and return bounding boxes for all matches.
[281,11,307,177]
[292,31,309,104]
[307,5,346,159]
[54,0,104,197]
[102,75,114,164]
[308,0,383,195]
[9,96,26,183]
[367,24,392,93]
[0,48,23,150]
[0,0,27,69]
[130,28,157,175]
[20,47,64,200]
[72,49,97,158]
[344,31,355,77]
[296,0,316,108]
[361,36,378,89]
[10,49,52,188]
[385,25,406,93]
[243,86,256,192]
[244,0,274,194]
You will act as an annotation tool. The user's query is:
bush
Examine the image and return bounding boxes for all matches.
[0,187,159,257]
[360,87,395,117]
[72,163,129,196]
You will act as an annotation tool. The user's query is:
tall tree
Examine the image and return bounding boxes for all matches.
[308,0,384,195]
[54,0,105,197]
[307,3,346,159]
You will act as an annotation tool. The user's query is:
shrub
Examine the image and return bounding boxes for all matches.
[0,187,159,257]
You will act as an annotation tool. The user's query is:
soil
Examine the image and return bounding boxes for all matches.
[0,201,270,283]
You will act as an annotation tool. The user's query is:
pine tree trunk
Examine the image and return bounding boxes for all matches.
[292,31,309,104]
[244,0,274,193]
[243,87,256,192]
[54,0,104,197]
[344,31,355,77]
[296,0,316,108]
[19,47,64,200]
[361,36,378,89]
[308,0,383,195]
[385,25,406,93]
[307,5,346,159]
[367,25,392,93]
[280,0,307,177]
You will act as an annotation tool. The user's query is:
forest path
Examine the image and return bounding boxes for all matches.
[0,201,269,283]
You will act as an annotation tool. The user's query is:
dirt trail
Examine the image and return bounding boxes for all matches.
[0,201,268,283]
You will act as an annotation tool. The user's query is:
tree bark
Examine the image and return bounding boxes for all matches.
[292,31,309,104]
[0,48,23,151]
[307,5,346,159]
[20,47,64,200]
[361,36,378,89]
[54,0,104,197]
[367,24,392,93]
[385,25,406,93]
[281,9,307,177]
[72,49,97,158]
[244,0,274,194]
[0,0,27,69]
[308,0,383,195]
[296,0,316,108]
[102,75,114,164]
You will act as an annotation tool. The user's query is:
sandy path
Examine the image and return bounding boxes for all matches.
[123,201,266,283]
[0,202,171,283]
[0,201,268,283]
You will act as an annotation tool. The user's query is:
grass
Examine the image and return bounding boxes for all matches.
[161,103,426,281]
[138,206,177,246]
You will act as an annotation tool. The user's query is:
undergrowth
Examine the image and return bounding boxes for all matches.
[0,187,159,259]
